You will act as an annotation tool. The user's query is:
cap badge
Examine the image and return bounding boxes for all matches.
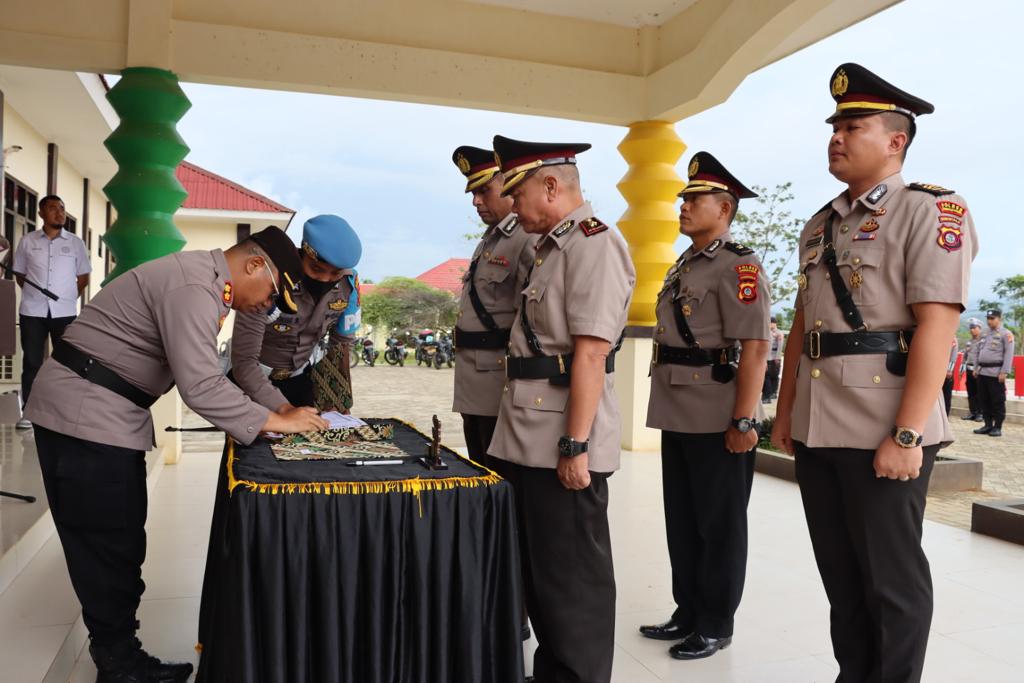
[456,153,471,174]
[688,158,699,178]
[831,69,849,98]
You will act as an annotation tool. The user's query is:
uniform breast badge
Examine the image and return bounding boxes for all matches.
[735,264,760,303]
[328,300,346,311]
[798,273,808,291]
[859,218,880,233]
[850,271,864,289]
[273,323,292,333]
[682,303,692,316]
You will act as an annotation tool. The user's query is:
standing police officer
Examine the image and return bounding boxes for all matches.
[960,318,984,421]
[487,135,635,683]
[762,316,785,403]
[639,152,771,660]
[231,215,361,412]
[450,146,534,465]
[973,309,1014,437]
[942,337,959,415]
[772,63,977,683]
[24,227,327,682]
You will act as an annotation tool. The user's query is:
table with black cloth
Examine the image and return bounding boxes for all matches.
[196,419,524,683]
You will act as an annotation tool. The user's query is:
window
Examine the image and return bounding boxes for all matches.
[3,175,38,280]
[64,214,77,234]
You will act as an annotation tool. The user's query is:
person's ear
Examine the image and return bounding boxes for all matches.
[889,131,908,157]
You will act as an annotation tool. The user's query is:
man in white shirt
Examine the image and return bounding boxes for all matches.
[11,195,91,428]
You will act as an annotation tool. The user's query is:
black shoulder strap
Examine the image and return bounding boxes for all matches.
[670,276,699,347]
[908,182,955,196]
[724,242,754,256]
[822,211,866,331]
[466,257,500,331]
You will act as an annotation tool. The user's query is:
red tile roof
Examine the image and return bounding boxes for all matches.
[175,161,294,213]
[415,258,469,295]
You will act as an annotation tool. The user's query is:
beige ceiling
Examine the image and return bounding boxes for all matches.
[0,0,900,125]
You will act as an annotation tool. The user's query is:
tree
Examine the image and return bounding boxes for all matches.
[730,182,804,306]
[361,276,458,333]
[992,275,1024,331]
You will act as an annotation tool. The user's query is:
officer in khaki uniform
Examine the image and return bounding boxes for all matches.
[959,318,984,421]
[486,136,635,683]
[231,215,361,411]
[973,309,1015,437]
[450,146,534,465]
[639,152,771,660]
[24,227,327,683]
[772,64,977,683]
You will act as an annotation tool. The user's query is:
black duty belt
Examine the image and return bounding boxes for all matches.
[506,351,616,387]
[652,342,739,367]
[978,361,1003,367]
[803,330,913,360]
[454,326,510,350]
[52,341,161,409]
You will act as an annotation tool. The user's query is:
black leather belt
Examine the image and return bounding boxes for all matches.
[652,342,739,367]
[52,341,160,409]
[454,326,510,350]
[978,361,1003,367]
[803,330,913,360]
[506,351,616,386]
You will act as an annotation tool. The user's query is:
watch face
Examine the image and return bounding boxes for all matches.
[558,438,573,457]
[897,430,915,446]
[735,418,751,433]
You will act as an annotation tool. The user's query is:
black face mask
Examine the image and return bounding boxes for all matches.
[302,275,335,301]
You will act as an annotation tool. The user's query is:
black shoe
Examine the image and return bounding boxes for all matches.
[90,637,193,683]
[669,633,732,660]
[961,413,979,421]
[525,678,535,683]
[973,415,985,422]
[988,428,1003,437]
[639,618,690,641]
[974,425,993,434]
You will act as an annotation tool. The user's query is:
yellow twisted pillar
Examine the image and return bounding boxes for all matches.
[614,121,686,450]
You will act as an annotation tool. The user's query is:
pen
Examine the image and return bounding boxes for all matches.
[346,459,405,467]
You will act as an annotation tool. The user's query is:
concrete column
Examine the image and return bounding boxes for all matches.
[614,121,686,451]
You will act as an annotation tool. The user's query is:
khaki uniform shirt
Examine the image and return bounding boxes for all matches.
[977,326,1014,377]
[25,250,270,451]
[488,203,635,473]
[646,233,772,434]
[232,274,355,410]
[453,213,535,416]
[792,173,977,449]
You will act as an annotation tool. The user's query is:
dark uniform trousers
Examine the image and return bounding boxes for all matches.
[762,360,781,401]
[941,378,953,416]
[977,375,1006,428]
[489,459,615,683]
[34,425,148,645]
[964,372,979,416]
[794,442,937,683]
[226,368,315,408]
[461,414,498,468]
[19,313,75,405]
[661,431,755,638]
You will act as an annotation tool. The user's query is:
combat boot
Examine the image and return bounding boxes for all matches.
[90,637,193,683]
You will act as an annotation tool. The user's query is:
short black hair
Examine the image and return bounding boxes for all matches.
[879,112,914,161]
[39,195,64,208]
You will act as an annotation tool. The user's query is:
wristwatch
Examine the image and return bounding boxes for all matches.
[891,426,923,448]
[731,417,760,434]
[557,436,589,458]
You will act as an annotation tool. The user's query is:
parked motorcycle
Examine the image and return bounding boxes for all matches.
[359,336,379,366]
[415,329,440,366]
[383,330,408,366]
[433,330,454,369]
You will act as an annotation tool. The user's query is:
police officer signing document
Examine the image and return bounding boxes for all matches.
[24,227,328,683]
[772,64,977,683]
[450,146,534,465]
[486,136,635,683]
[640,153,771,661]
[231,215,362,412]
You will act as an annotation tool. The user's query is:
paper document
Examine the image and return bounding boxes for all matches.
[320,411,368,429]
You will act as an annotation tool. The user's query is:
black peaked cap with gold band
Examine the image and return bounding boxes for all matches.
[492,135,591,196]
[249,226,303,313]
[826,63,934,124]
[452,146,501,193]
[678,151,757,200]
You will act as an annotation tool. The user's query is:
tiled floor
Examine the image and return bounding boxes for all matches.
[0,443,1019,682]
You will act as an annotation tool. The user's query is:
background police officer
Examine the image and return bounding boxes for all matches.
[942,337,958,415]
[231,215,361,412]
[639,152,771,661]
[450,146,534,466]
[486,135,635,683]
[960,318,984,421]
[25,227,326,682]
[771,63,977,683]
[973,309,1014,437]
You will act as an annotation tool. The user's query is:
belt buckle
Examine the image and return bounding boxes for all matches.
[557,354,566,375]
[652,341,659,366]
[809,331,821,360]
[270,368,292,381]
[504,355,510,379]
[898,330,909,353]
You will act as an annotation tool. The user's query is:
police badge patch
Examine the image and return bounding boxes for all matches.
[735,264,760,303]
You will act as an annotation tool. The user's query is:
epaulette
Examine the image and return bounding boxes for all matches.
[908,182,955,196]
[579,217,608,236]
[724,242,754,256]
[498,216,519,237]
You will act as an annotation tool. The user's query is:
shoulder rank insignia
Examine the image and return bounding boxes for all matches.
[735,264,760,303]
[498,216,519,237]
[580,217,608,236]
[909,182,955,196]
[553,219,575,237]
[488,254,509,267]
[222,282,233,306]
[328,300,347,311]
[724,242,754,256]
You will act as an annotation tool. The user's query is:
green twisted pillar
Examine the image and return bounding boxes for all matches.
[102,67,191,284]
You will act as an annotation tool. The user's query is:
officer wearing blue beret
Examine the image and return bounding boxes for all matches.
[230,215,362,412]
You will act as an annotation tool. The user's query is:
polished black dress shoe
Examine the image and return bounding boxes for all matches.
[974,415,985,422]
[988,428,1003,437]
[639,618,690,641]
[960,413,978,421]
[525,677,535,682]
[669,633,732,660]
[973,425,993,434]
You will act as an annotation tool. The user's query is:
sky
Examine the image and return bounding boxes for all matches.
[174,0,1022,308]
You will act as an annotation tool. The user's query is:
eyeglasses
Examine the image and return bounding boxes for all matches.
[263,260,280,298]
